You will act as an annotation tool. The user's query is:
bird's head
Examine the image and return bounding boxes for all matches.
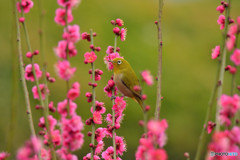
[109,58,130,72]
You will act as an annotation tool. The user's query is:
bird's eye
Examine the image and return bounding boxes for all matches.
[117,60,122,65]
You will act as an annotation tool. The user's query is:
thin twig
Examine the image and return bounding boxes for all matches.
[155,0,163,120]
[19,0,57,158]
[194,1,231,159]
[215,0,231,132]
[111,34,118,160]
[90,29,96,160]
[14,0,39,159]
[230,32,239,95]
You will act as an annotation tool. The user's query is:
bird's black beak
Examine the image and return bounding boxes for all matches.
[108,60,113,63]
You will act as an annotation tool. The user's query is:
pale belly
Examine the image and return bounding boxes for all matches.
[114,73,134,98]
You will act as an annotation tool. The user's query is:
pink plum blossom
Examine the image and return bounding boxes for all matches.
[135,128,168,160]
[54,40,77,59]
[61,116,84,151]
[24,64,42,82]
[44,129,61,146]
[62,25,80,43]
[116,19,124,27]
[93,111,102,124]
[219,94,240,126]
[81,32,91,41]
[115,136,126,155]
[226,35,236,51]
[17,0,34,13]
[228,24,238,35]
[83,153,100,160]
[54,8,73,26]
[85,92,93,103]
[104,79,117,97]
[120,28,127,41]
[225,65,237,74]
[84,51,97,64]
[16,136,41,160]
[141,70,154,86]
[89,69,103,81]
[229,126,240,144]
[32,84,49,100]
[206,129,240,160]
[48,101,56,112]
[57,99,77,117]
[0,152,10,160]
[57,0,81,8]
[102,147,114,160]
[41,148,51,160]
[216,5,225,13]
[230,49,240,66]
[56,147,78,160]
[217,15,225,30]
[237,17,240,26]
[95,127,106,143]
[106,46,114,54]
[211,45,220,59]
[91,101,106,114]
[56,60,76,80]
[147,119,168,135]
[67,82,80,100]
[148,149,168,160]
[112,97,126,115]
[95,140,105,155]
[206,121,216,134]
[38,115,57,131]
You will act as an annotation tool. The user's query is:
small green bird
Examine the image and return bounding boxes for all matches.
[109,58,144,110]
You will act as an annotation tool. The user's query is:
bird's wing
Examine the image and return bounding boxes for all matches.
[121,68,142,99]
[121,73,144,110]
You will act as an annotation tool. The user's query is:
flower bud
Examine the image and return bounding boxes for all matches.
[33,50,39,55]
[138,120,144,126]
[95,47,101,52]
[26,52,32,58]
[184,152,190,158]
[90,44,94,50]
[19,17,25,23]
[145,105,150,111]
[110,20,115,25]
[87,132,92,137]
[113,27,120,35]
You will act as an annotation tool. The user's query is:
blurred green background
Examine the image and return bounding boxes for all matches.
[1,0,240,159]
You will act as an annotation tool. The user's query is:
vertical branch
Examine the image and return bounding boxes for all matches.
[143,110,148,135]
[14,0,38,155]
[230,33,239,95]
[90,29,96,160]
[195,1,231,159]
[155,0,163,120]
[215,0,231,132]
[38,0,50,127]
[111,99,117,160]
[111,35,118,160]
[19,1,57,159]
[64,5,71,117]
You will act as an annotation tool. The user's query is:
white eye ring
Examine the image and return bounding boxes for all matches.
[117,60,122,64]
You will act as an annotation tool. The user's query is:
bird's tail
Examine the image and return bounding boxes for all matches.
[133,95,144,111]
